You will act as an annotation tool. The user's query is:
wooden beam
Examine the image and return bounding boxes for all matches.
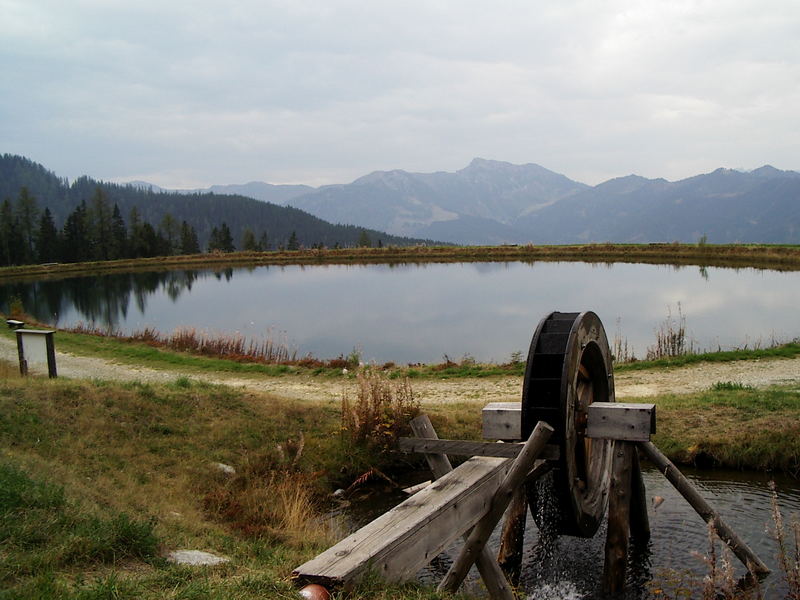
[482,402,522,440]
[603,441,634,595]
[439,421,555,594]
[639,441,770,575]
[292,454,513,588]
[587,403,655,442]
[398,437,559,461]
[409,415,516,600]
[629,452,650,542]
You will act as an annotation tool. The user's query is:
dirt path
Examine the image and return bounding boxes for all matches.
[2,336,799,405]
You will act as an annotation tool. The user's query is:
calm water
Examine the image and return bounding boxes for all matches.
[2,261,800,363]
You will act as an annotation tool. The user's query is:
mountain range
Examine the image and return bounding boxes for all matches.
[4,154,800,246]
[134,158,800,245]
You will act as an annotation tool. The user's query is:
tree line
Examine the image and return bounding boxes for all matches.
[0,154,434,259]
[0,186,284,266]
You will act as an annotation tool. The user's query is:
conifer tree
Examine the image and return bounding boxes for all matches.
[241,227,258,251]
[110,204,127,259]
[37,208,60,262]
[16,187,39,264]
[180,221,200,254]
[89,187,113,261]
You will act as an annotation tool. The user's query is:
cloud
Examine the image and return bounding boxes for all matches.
[1,0,798,186]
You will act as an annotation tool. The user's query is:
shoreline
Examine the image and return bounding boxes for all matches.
[3,242,800,281]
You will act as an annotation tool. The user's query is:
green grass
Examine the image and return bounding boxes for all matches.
[614,341,800,372]
[0,461,160,589]
[642,385,800,474]
[0,371,476,599]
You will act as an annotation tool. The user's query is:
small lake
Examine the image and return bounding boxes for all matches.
[2,260,800,363]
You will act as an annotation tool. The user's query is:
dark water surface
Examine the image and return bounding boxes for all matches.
[346,467,800,599]
[2,261,800,363]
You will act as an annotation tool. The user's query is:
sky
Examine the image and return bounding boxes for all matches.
[1,0,798,189]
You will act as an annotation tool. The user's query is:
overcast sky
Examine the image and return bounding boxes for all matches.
[2,1,798,188]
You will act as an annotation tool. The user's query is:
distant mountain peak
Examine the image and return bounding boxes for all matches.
[750,165,800,178]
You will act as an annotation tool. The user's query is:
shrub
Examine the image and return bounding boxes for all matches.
[341,370,420,452]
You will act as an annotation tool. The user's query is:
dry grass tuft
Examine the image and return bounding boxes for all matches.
[647,303,695,360]
[771,481,800,599]
[341,370,420,452]
[200,442,334,549]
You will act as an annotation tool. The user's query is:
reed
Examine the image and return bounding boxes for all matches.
[646,303,695,360]
[771,482,800,599]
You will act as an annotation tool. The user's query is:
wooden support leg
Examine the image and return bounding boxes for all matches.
[603,440,634,595]
[438,421,554,595]
[629,451,650,542]
[410,415,517,600]
[497,487,527,586]
[638,441,770,575]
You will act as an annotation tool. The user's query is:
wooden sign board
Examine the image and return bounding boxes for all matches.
[16,329,57,378]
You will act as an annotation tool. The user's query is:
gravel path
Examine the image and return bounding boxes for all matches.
[3,336,799,405]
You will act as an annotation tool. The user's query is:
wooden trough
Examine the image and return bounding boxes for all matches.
[293,311,769,598]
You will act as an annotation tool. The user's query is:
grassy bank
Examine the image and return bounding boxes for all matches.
[1,363,798,598]
[3,242,800,282]
[4,316,800,381]
[0,365,449,599]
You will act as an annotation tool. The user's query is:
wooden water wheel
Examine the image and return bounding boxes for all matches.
[521,311,615,537]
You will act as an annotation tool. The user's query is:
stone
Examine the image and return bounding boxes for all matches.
[167,550,229,566]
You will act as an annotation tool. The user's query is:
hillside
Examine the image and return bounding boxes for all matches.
[0,155,432,250]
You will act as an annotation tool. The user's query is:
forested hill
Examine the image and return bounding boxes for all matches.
[0,154,432,250]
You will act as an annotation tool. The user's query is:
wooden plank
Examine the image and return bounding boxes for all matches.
[398,437,559,461]
[587,403,655,442]
[292,455,513,587]
[629,452,650,542]
[482,402,522,440]
[439,421,555,594]
[409,415,515,600]
[639,441,770,575]
[603,440,634,595]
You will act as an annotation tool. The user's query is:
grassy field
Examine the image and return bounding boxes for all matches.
[1,359,799,599]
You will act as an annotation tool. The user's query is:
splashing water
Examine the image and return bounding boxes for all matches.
[526,581,586,600]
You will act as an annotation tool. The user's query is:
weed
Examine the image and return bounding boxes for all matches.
[200,444,332,549]
[711,381,754,391]
[770,481,800,599]
[646,303,695,360]
[341,370,420,452]
[612,317,635,363]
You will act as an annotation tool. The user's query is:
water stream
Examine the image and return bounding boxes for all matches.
[344,466,800,599]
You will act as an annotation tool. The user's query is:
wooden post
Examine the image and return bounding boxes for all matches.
[638,441,770,575]
[410,415,516,600]
[603,440,634,595]
[629,451,650,542]
[438,421,554,595]
[497,486,527,586]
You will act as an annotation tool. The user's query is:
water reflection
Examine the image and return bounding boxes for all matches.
[1,261,800,363]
